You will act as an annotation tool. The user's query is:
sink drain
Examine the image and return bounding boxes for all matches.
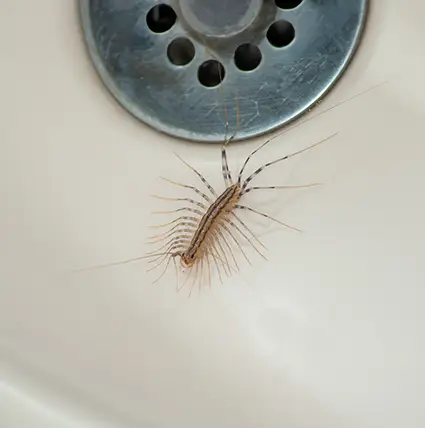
[80,0,368,142]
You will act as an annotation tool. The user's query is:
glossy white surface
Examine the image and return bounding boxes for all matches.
[2,1,425,427]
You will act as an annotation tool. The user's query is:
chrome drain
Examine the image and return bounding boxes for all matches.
[80,0,368,142]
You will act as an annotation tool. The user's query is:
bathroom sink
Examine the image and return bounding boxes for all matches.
[2,1,425,427]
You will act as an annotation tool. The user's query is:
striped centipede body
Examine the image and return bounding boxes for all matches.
[78,82,386,293]
[146,131,335,291]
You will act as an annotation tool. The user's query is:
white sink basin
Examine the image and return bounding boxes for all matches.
[2,1,425,427]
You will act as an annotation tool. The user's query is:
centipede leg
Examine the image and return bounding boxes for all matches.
[235,204,302,233]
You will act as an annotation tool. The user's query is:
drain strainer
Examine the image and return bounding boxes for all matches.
[80,0,368,142]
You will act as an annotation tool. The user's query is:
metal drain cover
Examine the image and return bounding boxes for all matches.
[80,0,368,142]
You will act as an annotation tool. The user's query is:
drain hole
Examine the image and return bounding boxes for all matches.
[275,0,304,9]
[198,60,225,87]
[267,20,295,47]
[146,4,177,33]
[167,38,195,66]
[234,44,262,71]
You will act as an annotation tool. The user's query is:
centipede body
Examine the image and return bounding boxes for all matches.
[145,129,337,292]
[77,82,386,292]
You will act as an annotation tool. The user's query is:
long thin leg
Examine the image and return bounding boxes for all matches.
[146,246,186,266]
[205,245,238,277]
[147,244,186,270]
[147,240,187,264]
[223,102,229,143]
[221,141,233,187]
[205,236,230,277]
[146,226,194,244]
[206,250,212,288]
[73,251,180,272]
[231,212,266,250]
[152,254,176,284]
[150,195,208,210]
[177,263,195,292]
[204,242,223,283]
[149,216,199,229]
[146,237,190,256]
[223,217,267,260]
[173,256,179,291]
[73,256,142,272]
[218,221,251,265]
[209,230,232,276]
[152,207,204,216]
[221,93,239,187]
[242,183,322,195]
[235,204,302,232]
[217,56,233,142]
[173,153,218,197]
[234,92,240,140]
[77,247,181,275]
[188,261,200,297]
[160,177,212,203]
[241,133,337,192]
[214,226,239,272]
[146,254,171,272]
[147,223,196,241]
[221,108,236,186]
[197,256,204,294]
[237,81,387,184]
[148,221,196,239]
[146,232,192,247]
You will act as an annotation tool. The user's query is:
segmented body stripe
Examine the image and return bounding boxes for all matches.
[186,184,240,258]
